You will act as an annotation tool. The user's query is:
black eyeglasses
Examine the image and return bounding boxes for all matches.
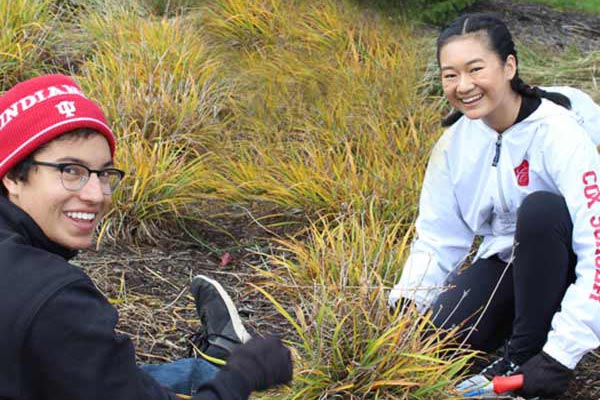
[31,161,125,195]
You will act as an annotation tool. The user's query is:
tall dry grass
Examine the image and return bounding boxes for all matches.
[199,0,443,220]
[0,0,65,89]
[520,45,600,101]
[75,6,227,142]
[61,4,231,239]
[252,209,474,399]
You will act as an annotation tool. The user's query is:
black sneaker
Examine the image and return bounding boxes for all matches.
[456,354,520,398]
[190,274,252,361]
[480,355,520,379]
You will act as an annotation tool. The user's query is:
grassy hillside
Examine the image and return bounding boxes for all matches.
[4,0,599,398]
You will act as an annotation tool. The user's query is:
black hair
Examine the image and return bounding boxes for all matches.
[437,13,571,127]
[1,128,104,196]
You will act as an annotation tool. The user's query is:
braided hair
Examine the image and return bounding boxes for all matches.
[437,13,571,127]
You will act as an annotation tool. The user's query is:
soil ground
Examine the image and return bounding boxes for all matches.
[77,1,600,398]
[465,0,600,53]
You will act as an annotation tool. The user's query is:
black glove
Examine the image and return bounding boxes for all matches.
[225,335,293,392]
[514,351,573,398]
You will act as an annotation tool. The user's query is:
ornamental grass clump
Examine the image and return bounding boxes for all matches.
[257,287,472,400]
[100,129,214,243]
[59,6,230,241]
[202,0,287,50]
[74,6,228,144]
[0,0,64,89]
[200,0,443,221]
[253,209,475,399]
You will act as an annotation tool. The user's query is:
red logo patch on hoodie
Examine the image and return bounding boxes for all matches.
[514,159,529,186]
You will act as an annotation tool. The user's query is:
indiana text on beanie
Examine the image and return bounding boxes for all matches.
[0,84,85,131]
[0,74,115,178]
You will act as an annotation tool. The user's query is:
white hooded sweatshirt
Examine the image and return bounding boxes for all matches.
[389,88,600,369]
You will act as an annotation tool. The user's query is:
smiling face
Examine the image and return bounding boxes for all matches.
[2,133,113,250]
[439,33,521,132]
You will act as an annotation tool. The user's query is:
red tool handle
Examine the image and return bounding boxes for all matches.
[492,374,524,394]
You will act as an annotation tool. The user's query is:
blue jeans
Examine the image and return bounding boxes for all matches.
[141,357,219,395]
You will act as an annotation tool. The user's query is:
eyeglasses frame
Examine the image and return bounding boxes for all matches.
[30,160,125,195]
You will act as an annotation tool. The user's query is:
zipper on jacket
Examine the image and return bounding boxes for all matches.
[492,132,510,212]
[492,133,502,167]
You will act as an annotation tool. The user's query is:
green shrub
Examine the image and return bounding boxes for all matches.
[403,0,477,26]
[356,0,476,25]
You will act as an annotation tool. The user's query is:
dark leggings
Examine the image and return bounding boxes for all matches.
[431,191,576,364]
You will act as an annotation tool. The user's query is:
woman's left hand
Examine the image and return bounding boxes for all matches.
[514,351,573,397]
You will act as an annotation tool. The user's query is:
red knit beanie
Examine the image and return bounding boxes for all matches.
[0,74,116,178]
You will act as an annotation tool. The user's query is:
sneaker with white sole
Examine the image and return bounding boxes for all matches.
[190,274,252,361]
[456,353,520,398]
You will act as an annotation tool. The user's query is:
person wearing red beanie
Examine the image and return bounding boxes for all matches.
[0,74,292,400]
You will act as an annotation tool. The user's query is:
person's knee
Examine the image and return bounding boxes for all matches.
[463,329,503,352]
[428,316,503,352]
[517,191,570,236]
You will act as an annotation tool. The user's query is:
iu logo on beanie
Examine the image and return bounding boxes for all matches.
[55,101,77,118]
[0,74,116,178]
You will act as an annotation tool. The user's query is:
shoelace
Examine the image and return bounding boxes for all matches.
[481,357,519,377]
[481,343,520,378]
[188,330,242,357]
[188,331,209,357]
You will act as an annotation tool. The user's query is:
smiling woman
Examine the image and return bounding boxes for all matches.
[439,34,520,132]
[388,12,600,399]
[435,13,572,128]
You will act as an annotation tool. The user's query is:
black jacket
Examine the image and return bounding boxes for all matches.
[0,197,245,400]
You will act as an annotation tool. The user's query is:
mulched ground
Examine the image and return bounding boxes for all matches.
[465,1,600,53]
[76,1,600,398]
[74,237,289,363]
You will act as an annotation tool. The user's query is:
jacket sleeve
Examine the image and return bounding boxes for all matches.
[389,130,474,312]
[541,120,600,369]
[24,279,180,400]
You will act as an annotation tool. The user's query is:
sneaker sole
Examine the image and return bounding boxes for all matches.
[192,274,252,343]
